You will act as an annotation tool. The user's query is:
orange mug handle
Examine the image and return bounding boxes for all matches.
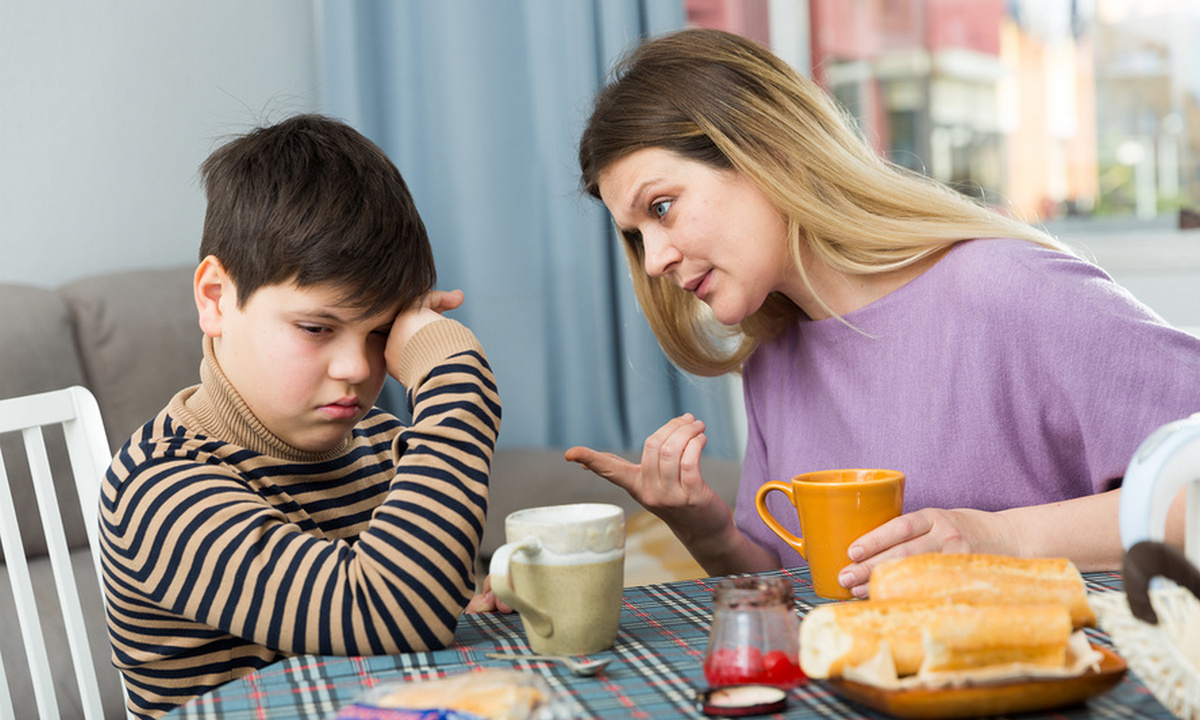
[755,480,806,559]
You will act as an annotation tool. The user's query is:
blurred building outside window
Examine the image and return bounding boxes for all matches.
[686,0,1200,329]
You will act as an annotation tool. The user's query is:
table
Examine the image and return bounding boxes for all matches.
[163,568,1173,720]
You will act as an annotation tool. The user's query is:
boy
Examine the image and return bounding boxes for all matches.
[99,114,501,719]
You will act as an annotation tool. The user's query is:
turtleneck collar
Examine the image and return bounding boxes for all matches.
[176,336,354,464]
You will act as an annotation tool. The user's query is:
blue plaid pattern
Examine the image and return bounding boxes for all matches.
[163,568,1171,719]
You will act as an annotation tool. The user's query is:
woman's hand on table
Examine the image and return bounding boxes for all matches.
[465,573,513,614]
[839,507,1020,598]
[840,491,1129,598]
[566,414,780,576]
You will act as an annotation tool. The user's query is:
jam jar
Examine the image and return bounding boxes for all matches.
[702,576,806,688]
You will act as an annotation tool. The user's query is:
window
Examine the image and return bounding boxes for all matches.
[688,0,1200,329]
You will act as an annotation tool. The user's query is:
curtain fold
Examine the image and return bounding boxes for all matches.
[318,0,740,459]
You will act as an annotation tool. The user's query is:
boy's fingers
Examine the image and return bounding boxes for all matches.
[463,590,513,614]
[430,288,464,312]
[405,289,463,315]
[464,591,497,613]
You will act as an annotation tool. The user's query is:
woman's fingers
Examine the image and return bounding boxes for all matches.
[839,508,1008,598]
[566,414,708,508]
[564,446,641,494]
[643,415,703,474]
[679,428,708,484]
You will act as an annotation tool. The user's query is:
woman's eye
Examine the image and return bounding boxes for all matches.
[651,199,672,218]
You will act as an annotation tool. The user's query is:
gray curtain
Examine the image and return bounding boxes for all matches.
[318,0,740,459]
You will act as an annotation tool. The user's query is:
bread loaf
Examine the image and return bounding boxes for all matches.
[921,603,1072,673]
[869,553,1096,629]
[799,600,939,678]
[799,600,1072,679]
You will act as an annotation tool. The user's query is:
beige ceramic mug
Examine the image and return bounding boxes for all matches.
[489,503,625,655]
[755,469,905,599]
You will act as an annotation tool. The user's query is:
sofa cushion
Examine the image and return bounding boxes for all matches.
[61,266,203,451]
[0,283,88,402]
[0,284,92,560]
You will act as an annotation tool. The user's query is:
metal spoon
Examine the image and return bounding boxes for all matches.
[485,652,613,677]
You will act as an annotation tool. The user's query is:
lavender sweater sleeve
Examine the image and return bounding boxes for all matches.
[734,238,1200,565]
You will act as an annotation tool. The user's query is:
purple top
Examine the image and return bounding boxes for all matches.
[734,238,1200,564]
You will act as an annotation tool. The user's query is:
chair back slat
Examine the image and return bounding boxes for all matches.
[59,387,113,609]
[27,424,107,719]
[0,386,129,720]
[0,438,61,720]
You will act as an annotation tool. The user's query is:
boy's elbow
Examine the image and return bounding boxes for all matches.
[374,616,458,655]
[411,616,458,653]
[431,622,458,650]
[421,595,468,651]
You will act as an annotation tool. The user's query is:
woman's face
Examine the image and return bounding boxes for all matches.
[597,147,795,326]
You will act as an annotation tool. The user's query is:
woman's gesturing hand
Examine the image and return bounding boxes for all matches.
[566,414,779,575]
[565,413,717,518]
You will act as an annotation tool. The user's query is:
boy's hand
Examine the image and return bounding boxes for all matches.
[464,573,514,614]
[386,289,465,365]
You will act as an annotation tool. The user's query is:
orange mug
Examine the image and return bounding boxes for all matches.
[755,469,905,599]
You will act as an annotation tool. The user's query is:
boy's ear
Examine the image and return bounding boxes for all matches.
[194,255,234,338]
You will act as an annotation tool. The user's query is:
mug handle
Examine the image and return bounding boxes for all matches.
[755,480,806,559]
[1120,412,1200,561]
[1123,540,1200,625]
[489,536,554,637]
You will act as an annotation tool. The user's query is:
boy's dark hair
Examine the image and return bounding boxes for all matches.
[199,114,435,317]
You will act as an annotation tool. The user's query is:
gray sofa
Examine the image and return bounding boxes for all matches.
[1,266,202,719]
[0,265,740,719]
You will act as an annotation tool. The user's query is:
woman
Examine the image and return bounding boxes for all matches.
[565,27,1200,597]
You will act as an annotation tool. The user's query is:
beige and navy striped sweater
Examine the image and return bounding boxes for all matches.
[100,320,500,719]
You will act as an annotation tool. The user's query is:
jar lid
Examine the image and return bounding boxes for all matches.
[696,685,788,717]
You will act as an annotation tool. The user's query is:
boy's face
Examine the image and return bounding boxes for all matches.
[206,275,395,453]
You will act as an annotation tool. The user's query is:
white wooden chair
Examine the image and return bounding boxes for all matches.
[0,386,128,719]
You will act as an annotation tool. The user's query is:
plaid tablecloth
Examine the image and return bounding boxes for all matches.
[164,568,1172,720]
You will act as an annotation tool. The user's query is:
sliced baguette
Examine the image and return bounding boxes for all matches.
[868,553,1096,629]
[920,602,1072,673]
[799,600,1072,679]
[800,600,936,678]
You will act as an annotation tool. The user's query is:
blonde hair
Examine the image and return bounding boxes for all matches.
[579,28,1067,377]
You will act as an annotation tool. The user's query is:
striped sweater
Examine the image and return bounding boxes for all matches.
[100,320,500,719]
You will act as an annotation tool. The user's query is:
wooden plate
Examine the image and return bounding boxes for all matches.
[825,645,1128,719]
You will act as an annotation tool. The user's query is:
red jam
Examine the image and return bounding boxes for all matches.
[703,647,807,688]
